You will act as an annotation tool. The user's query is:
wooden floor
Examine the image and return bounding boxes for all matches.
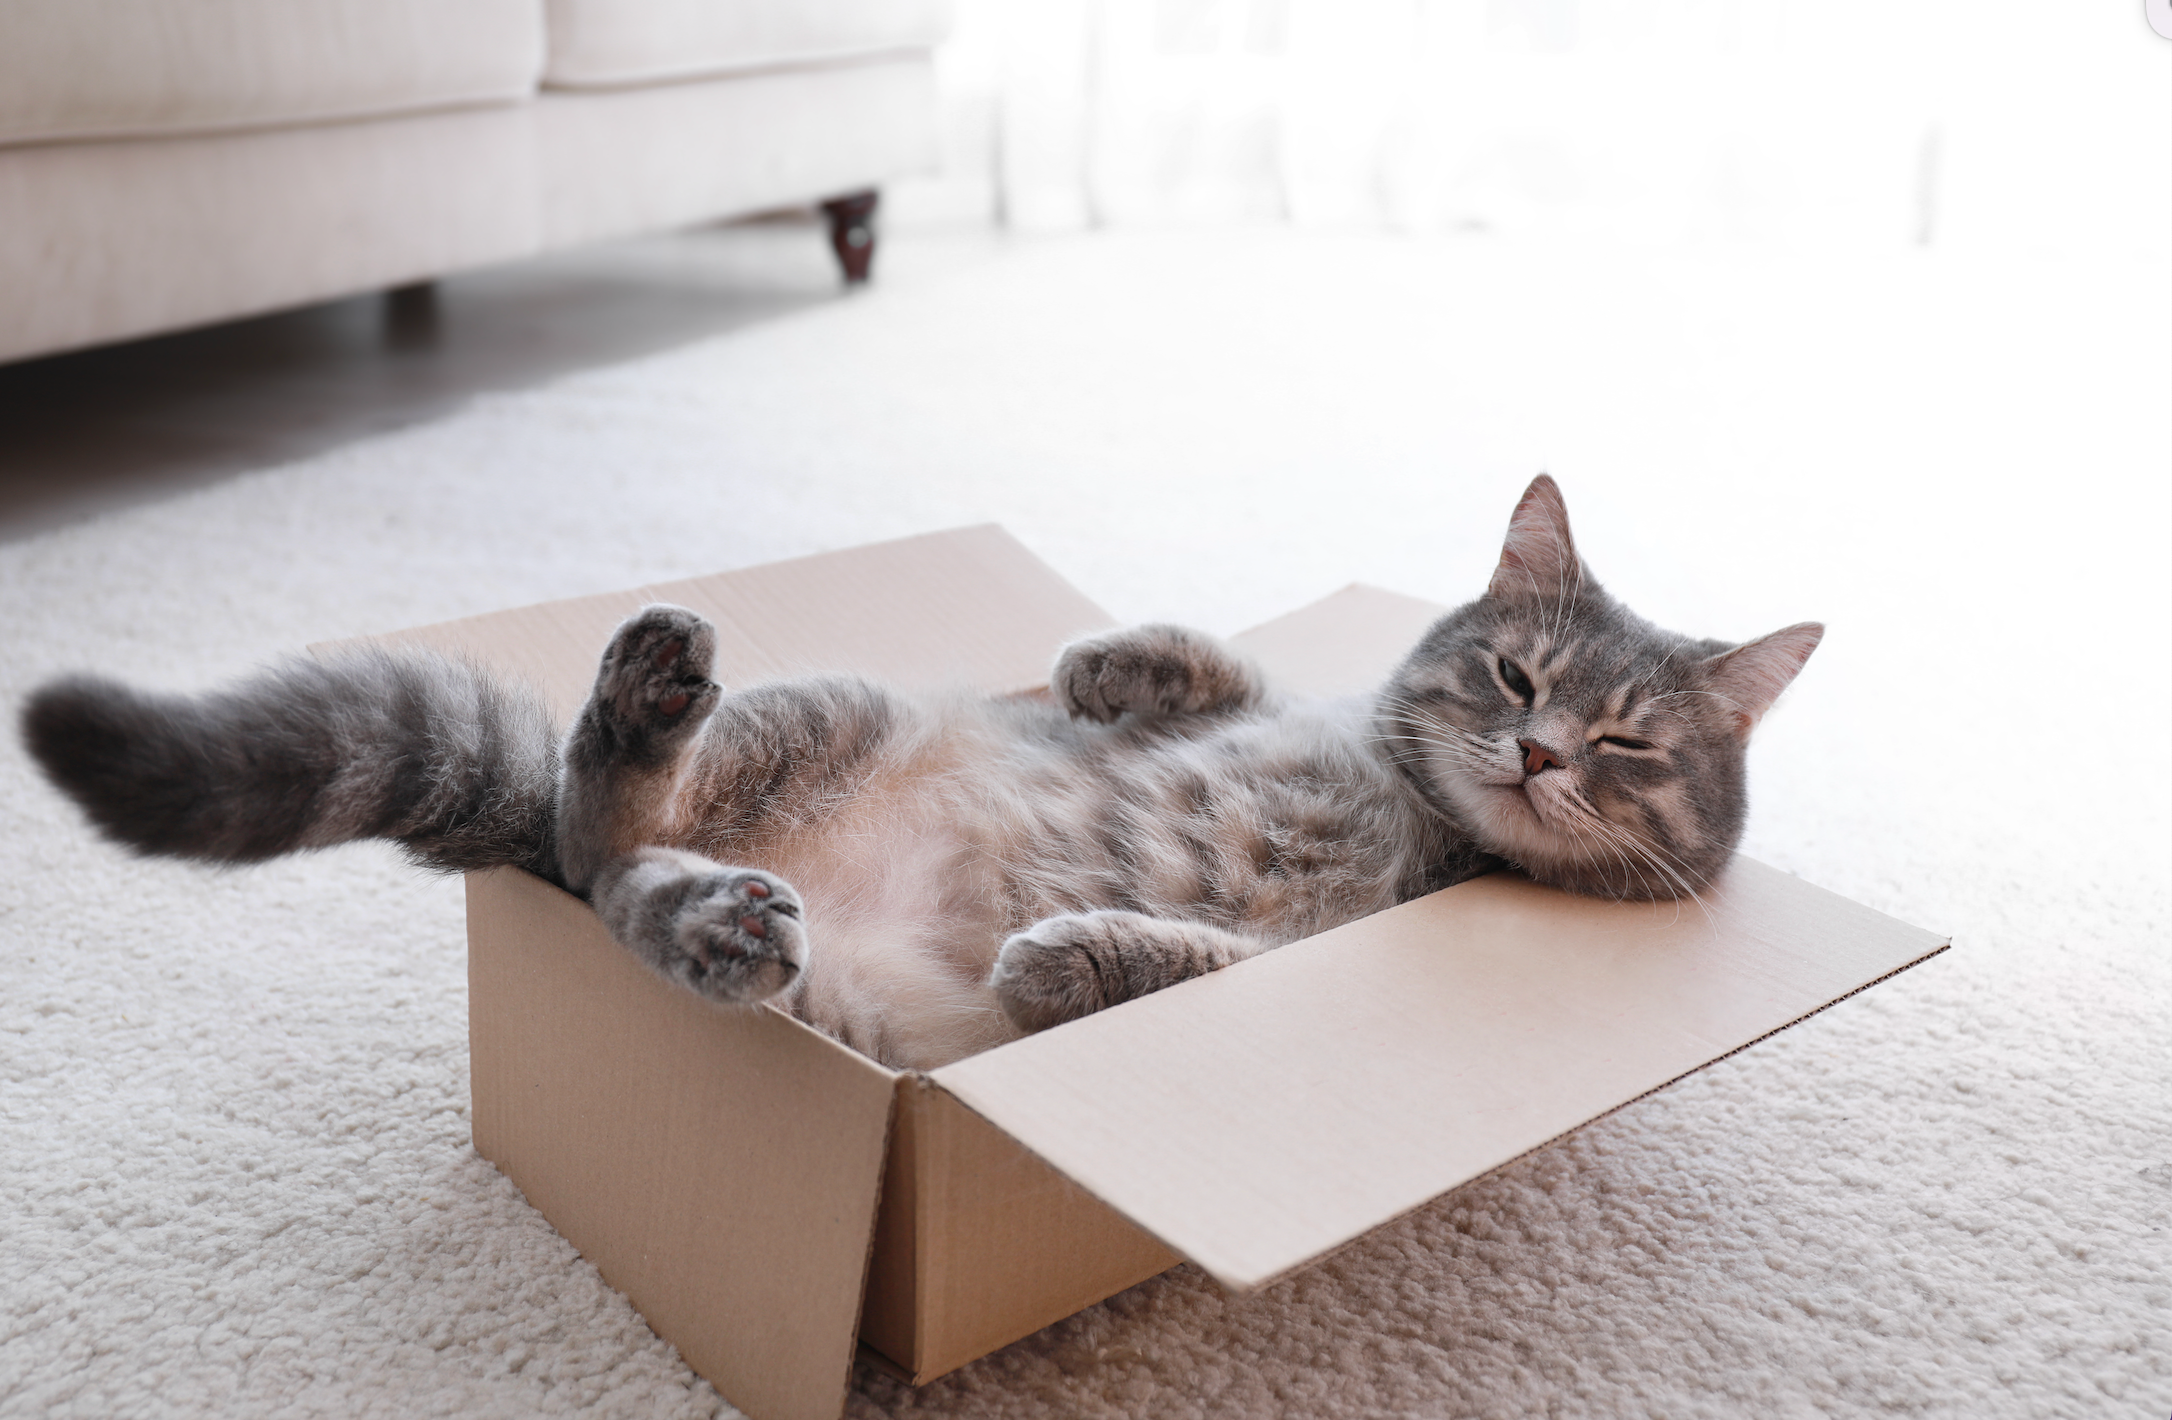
[0,218,999,545]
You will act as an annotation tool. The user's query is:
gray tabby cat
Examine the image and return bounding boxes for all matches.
[22,477,1820,1071]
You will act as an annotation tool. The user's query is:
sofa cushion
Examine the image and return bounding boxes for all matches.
[0,0,543,148]
[544,0,949,89]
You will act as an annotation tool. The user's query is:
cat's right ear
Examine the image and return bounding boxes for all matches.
[1487,474,1582,600]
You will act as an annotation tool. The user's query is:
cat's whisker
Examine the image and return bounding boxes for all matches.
[1579,812,1714,926]
[1549,800,1659,902]
[1627,643,1687,696]
[1584,824,1678,910]
[1540,786,1712,923]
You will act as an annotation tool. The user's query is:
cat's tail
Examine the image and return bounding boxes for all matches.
[20,647,562,883]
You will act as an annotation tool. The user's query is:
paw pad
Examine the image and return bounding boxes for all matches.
[668,870,806,1005]
[594,606,720,744]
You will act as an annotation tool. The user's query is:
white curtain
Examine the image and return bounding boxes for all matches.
[891,0,2170,258]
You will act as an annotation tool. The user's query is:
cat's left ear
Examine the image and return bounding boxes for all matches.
[1702,623,1824,736]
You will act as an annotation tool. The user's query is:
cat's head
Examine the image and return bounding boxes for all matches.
[1379,475,1821,901]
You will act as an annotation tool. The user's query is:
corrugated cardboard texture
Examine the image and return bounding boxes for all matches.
[856,1080,923,1370]
[932,859,1948,1292]
[351,524,1117,721]
[860,1079,1182,1383]
[466,868,897,1420]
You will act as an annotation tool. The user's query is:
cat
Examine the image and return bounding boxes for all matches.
[21,477,1821,1071]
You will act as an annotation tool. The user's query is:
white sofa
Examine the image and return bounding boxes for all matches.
[0,0,950,365]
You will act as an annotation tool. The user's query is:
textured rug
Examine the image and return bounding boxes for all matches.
[2,228,2166,1419]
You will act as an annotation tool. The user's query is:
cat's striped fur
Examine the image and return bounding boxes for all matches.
[21,478,1820,1069]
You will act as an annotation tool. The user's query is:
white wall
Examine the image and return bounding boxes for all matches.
[890,0,2172,258]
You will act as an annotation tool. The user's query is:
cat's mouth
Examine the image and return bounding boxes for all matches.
[1488,771,1588,840]
[1434,750,1590,859]
[1502,779,1553,819]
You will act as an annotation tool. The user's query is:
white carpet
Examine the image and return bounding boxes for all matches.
[2,228,2166,1419]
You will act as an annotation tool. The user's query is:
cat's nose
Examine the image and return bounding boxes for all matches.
[1518,738,1561,776]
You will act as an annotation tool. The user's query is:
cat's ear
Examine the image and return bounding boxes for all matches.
[1701,623,1823,736]
[1487,474,1583,600]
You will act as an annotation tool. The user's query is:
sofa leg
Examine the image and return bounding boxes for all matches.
[383,280,440,347]
[819,191,880,286]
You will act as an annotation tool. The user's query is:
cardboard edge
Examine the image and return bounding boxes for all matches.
[366,522,1014,645]
[308,519,1050,676]
[875,1073,1181,1386]
[837,1075,905,1411]
[856,1072,932,1378]
[918,1077,1204,1296]
[898,1073,949,1386]
[1199,933,1957,1296]
[905,1075,955,1374]
[855,1341,916,1387]
[900,1075,940,1370]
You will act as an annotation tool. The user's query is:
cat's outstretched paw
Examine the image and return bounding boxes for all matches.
[593,849,807,1006]
[992,915,1123,1032]
[1053,625,1261,725]
[994,909,1265,1032]
[590,604,721,759]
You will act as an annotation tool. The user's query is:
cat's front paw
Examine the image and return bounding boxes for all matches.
[992,916,1121,1032]
[994,910,1261,1033]
[1052,625,1259,724]
[590,605,721,758]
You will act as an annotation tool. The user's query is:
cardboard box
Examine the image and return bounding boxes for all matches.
[346,526,1947,1420]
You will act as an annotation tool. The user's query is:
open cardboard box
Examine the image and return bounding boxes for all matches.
[340,527,1947,1420]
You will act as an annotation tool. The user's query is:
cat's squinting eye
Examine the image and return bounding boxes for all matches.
[1496,657,1535,702]
[1598,735,1653,751]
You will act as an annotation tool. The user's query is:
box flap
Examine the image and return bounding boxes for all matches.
[332,525,1116,719]
[1228,583,1448,697]
[931,858,1948,1293]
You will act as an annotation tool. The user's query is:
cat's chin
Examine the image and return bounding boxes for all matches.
[1443,777,1565,865]
[1448,777,1684,903]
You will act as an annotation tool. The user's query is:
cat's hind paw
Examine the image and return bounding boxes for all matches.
[593,849,807,1006]
[671,869,805,1004]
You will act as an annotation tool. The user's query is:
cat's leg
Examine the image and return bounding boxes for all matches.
[557,605,808,1006]
[556,604,725,892]
[590,846,806,1004]
[1053,624,1265,724]
[990,910,1272,1031]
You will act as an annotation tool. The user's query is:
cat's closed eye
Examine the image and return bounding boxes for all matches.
[1597,735,1653,751]
[1496,657,1535,702]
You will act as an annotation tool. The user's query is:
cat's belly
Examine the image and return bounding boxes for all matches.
[728,780,1020,1071]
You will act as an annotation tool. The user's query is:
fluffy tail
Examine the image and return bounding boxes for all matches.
[20,647,561,883]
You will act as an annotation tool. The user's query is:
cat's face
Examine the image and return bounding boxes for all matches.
[1379,477,1821,901]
